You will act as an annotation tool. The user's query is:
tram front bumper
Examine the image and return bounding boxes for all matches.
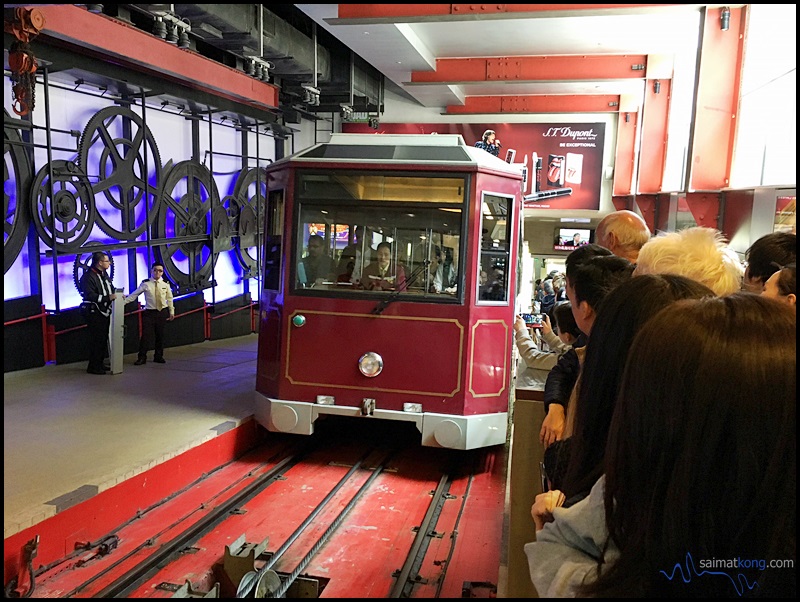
[255,394,507,450]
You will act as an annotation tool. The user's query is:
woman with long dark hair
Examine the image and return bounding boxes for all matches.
[526,294,796,597]
[558,274,714,504]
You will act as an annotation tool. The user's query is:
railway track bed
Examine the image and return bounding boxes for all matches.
[27,418,506,598]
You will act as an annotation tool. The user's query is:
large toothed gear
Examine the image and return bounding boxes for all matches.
[4,109,33,273]
[152,160,220,293]
[78,106,162,240]
[231,166,267,276]
[29,160,96,252]
[73,243,115,295]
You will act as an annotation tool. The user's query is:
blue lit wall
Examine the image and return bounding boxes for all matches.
[4,74,275,310]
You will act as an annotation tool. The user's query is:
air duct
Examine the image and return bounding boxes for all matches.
[166,4,330,82]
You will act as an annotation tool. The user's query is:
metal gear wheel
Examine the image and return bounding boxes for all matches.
[4,109,33,273]
[78,106,162,240]
[73,244,115,295]
[153,160,220,293]
[213,197,234,253]
[231,166,267,276]
[29,160,96,252]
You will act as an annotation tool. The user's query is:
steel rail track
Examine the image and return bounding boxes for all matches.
[39,436,480,599]
[87,446,313,598]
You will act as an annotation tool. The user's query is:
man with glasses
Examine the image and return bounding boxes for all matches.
[299,234,334,288]
[125,262,175,365]
[79,251,118,375]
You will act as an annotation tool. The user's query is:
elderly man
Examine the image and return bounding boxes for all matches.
[594,209,651,263]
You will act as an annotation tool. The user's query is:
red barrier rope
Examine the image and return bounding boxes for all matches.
[6,301,255,366]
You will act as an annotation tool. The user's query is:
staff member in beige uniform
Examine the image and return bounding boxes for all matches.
[125,262,175,365]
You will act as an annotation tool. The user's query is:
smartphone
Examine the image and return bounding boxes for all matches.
[539,461,549,492]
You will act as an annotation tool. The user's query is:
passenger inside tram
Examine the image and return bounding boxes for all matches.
[336,225,374,283]
[432,246,457,294]
[297,234,334,288]
[295,205,464,299]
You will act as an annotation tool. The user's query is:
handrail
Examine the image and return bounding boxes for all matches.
[5,301,257,369]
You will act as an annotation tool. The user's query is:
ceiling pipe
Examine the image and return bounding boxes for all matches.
[312,21,318,90]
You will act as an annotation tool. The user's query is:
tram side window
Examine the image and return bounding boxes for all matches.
[263,189,285,291]
[478,194,512,303]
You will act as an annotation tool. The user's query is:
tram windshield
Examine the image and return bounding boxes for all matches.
[293,172,466,300]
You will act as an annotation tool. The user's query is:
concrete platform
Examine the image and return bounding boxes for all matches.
[3,334,259,540]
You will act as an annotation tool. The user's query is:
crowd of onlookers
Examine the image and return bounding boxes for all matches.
[514,211,795,597]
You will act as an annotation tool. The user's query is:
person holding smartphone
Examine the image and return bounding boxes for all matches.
[513,308,579,390]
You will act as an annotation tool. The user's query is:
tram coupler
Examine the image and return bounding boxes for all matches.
[361,398,376,416]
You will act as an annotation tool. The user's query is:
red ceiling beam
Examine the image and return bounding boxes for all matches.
[446,94,620,114]
[338,5,679,20]
[637,78,671,193]
[412,55,649,84]
[684,192,722,229]
[613,111,638,196]
[688,6,746,191]
[632,195,661,234]
[31,5,279,113]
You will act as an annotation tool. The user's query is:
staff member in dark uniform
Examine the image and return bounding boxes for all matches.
[125,262,175,365]
[79,251,118,375]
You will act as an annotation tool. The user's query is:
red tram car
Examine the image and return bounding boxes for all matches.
[255,134,523,449]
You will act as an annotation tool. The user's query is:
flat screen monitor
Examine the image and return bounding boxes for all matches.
[554,227,593,251]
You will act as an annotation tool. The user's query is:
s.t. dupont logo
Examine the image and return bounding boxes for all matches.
[542,126,598,141]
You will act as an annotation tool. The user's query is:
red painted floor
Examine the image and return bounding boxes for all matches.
[14,418,507,598]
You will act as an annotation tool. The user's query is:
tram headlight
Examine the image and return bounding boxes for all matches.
[358,352,383,378]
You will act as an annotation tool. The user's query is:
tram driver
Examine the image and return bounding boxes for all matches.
[361,242,407,291]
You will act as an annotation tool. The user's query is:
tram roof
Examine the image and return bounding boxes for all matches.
[272,133,524,178]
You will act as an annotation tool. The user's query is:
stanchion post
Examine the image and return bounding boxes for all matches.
[108,288,125,374]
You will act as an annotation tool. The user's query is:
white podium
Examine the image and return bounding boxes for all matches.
[108,288,125,374]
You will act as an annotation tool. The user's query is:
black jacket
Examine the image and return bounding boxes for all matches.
[80,268,114,316]
[543,332,586,413]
